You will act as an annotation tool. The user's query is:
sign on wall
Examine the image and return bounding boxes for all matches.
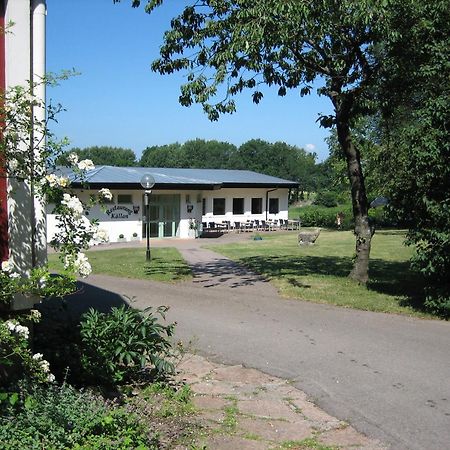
[106,205,134,220]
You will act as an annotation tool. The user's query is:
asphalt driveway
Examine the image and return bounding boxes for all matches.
[65,237,450,450]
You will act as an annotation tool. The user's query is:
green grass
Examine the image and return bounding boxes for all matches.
[205,229,432,317]
[48,247,192,283]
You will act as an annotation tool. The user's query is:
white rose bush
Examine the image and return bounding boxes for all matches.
[0,76,109,386]
[0,309,56,385]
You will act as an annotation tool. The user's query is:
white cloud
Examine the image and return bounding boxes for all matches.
[305,143,316,152]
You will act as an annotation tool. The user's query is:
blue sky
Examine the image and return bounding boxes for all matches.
[47,0,333,161]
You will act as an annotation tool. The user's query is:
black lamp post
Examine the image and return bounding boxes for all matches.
[140,173,156,261]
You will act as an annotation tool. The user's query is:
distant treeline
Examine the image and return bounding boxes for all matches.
[58,139,332,193]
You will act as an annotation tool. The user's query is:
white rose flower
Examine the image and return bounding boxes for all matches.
[98,188,112,201]
[14,324,29,339]
[30,309,42,320]
[61,194,83,218]
[63,254,73,269]
[57,176,70,188]
[74,253,92,278]
[45,174,58,187]
[77,159,95,171]
[5,321,16,332]
[67,153,79,165]
[32,353,43,360]
[39,359,50,373]
[1,260,13,273]
[47,373,56,383]
[94,228,109,243]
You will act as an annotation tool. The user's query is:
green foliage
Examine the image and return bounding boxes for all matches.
[119,0,399,283]
[0,382,155,449]
[313,191,338,208]
[58,146,137,167]
[297,205,353,230]
[376,0,450,316]
[79,305,176,385]
[0,267,75,305]
[139,142,182,167]
[0,311,57,387]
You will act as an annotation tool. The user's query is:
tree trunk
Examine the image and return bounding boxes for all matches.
[335,104,374,284]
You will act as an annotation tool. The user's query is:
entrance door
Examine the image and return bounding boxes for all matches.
[142,194,180,238]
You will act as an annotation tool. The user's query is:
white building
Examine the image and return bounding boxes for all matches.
[47,166,298,242]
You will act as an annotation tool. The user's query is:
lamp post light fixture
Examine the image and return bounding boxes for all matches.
[140,174,156,261]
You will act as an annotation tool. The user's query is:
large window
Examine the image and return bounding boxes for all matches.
[117,194,132,204]
[213,198,226,215]
[251,198,262,214]
[233,198,244,215]
[202,198,206,215]
[269,198,279,214]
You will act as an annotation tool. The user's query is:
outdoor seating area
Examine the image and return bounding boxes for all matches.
[201,219,301,235]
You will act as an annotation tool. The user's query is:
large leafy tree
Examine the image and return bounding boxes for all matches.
[180,138,237,168]
[58,146,137,167]
[140,142,183,167]
[119,0,390,283]
[376,0,450,315]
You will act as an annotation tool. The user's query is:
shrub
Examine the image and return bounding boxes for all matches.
[298,205,353,229]
[296,204,397,230]
[0,311,57,387]
[313,190,339,208]
[0,382,156,449]
[79,305,176,385]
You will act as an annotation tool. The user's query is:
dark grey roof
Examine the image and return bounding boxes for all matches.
[60,166,298,190]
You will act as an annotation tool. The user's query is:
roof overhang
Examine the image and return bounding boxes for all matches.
[70,182,223,191]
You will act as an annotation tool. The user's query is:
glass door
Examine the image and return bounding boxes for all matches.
[142,194,180,238]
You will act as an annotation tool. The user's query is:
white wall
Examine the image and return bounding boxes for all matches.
[5,0,47,274]
[202,187,289,226]
[47,187,290,242]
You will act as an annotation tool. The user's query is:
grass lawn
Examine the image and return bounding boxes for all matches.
[206,229,431,318]
[48,247,192,283]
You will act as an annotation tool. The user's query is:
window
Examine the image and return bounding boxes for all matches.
[251,198,262,214]
[233,198,244,215]
[117,194,132,204]
[213,198,226,215]
[202,198,206,215]
[269,198,279,214]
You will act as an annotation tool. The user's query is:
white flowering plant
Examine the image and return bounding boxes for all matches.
[0,76,111,387]
[0,310,56,385]
[0,75,110,291]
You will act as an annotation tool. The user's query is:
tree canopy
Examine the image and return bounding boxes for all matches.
[117,0,394,283]
[58,146,137,167]
[139,138,319,191]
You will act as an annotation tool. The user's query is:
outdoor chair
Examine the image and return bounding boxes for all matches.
[261,220,269,231]
[243,220,253,232]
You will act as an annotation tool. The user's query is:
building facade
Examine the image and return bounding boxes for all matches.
[47,166,298,242]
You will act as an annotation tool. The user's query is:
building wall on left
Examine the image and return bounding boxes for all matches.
[4,0,47,274]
